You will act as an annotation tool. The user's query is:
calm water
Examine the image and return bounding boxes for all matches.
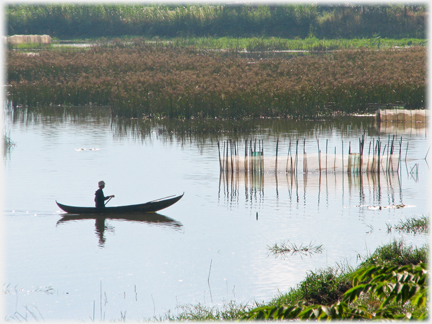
[3,107,429,321]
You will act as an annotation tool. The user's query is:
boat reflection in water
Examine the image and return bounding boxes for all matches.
[56,213,183,247]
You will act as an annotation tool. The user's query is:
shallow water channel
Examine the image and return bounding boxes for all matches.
[3,106,429,321]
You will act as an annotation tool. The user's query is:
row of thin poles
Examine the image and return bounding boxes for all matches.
[218,138,264,173]
[218,135,408,174]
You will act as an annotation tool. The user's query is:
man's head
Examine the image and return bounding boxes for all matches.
[98,180,105,188]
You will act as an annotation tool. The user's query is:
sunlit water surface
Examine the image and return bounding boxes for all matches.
[3,107,429,321]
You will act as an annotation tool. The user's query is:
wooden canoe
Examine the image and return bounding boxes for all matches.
[56,193,184,214]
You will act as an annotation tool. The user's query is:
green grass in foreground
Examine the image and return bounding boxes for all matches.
[154,301,252,321]
[151,228,428,321]
[242,239,428,320]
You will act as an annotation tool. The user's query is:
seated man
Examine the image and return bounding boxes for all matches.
[94,180,115,208]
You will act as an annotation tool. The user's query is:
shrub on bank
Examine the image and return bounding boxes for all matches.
[242,239,428,320]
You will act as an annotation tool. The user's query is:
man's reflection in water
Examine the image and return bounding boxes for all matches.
[95,217,107,247]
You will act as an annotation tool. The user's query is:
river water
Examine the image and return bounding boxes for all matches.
[3,106,429,321]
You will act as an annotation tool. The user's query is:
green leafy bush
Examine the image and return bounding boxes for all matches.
[242,262,427,320]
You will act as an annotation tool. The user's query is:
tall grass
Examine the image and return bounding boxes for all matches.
[7,4,426,39]
[357,239,428,267]
[155,301,251,321]
[7,43,426,119]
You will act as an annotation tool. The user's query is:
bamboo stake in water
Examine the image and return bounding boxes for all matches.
[397,137,402,173]
[377,139,381,174]
[222,141,226,171]
[236,141,239,172]
[347,141,352,173]
[226,140,229,172]
[390,135,394,172]
[367,141,372,172]
[317,138,321,173]
[342,140,344,173]
[275,137,279,173]
[244,138,248,172]
[382,144,387,173]
[295,139,299,175]
[334,147,336,171]
[249,139,253,173]
[217,141,222,171]
[405,141,409,162]
[387,137,392,173]
[261,139,264,174]
[303,138,307,173]
[325,139,328,173]
[359,134,364,173]
[230,140,234,172]
[286,139,291,173]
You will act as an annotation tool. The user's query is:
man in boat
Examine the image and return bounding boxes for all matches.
[95,181,115,208]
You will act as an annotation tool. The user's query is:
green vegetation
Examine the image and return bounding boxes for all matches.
[357,239,428,268]
[6,42,426,119]
[242,239,428,320]
[170,36,426,51]
[157,214,429,321]
[3,132,15,155]
[147,238,428,321]
[268,241,323,258]
[7,4,426,39]
[242,263,427,320]
[270,265,352,307]
[155,301,251,321]
[44,35,425,52]
[387,215,428,235]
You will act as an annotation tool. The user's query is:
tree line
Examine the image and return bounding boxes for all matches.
[6,4,426,40]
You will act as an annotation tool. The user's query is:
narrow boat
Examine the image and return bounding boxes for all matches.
[56,193,184,214]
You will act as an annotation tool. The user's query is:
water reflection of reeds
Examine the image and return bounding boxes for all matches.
[8,105,380,141]
[218,169,405,210]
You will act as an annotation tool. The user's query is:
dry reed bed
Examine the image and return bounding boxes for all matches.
[7,45,426,119]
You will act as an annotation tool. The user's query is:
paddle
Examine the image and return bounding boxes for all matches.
[147,195,176,203]
[105,196,113,206]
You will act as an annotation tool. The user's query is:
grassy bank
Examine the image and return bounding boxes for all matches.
[242,240,427,320]
[151,214,428,321]
[6,42,426,119]
[153,239,427,321]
